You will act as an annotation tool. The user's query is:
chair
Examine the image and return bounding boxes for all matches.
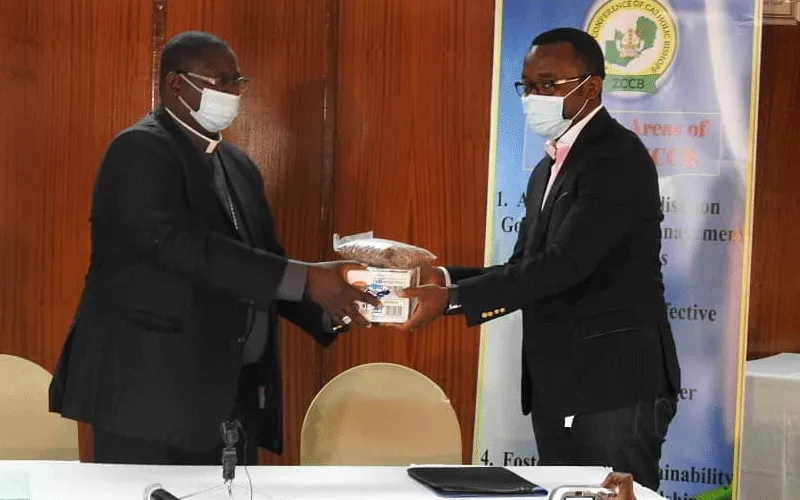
[300,362,462,465]
[0,354,79,460]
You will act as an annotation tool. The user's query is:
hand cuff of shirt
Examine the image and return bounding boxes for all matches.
[438,266,452,287]
[445,285,462,313]
[275,260,307,302]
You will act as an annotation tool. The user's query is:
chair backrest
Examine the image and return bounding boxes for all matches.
[300,362,462,465]
[0,354,79,460]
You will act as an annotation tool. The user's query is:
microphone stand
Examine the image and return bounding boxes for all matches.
[221,420,239,498]
[144,420,254,500]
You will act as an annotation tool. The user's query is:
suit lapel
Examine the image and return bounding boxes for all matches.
[209,153,249,243]
[531,108,613,248]
[525,157,553,250]
[539,160,571,216]
[152,108,224,228]
[529,157,552,213]
[217,146,265,249]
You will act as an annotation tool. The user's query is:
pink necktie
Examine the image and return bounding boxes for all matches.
[541,144,570,209]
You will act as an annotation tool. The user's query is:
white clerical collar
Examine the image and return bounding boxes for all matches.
[164,106,221,154]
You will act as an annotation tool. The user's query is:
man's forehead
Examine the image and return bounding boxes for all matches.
[188,48,239,75]
[522,42,581,77]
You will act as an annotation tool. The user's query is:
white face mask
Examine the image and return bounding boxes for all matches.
[179,74,240,133]
[521,76,591,140]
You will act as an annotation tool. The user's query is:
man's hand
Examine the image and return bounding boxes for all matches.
[394,284,448,331]
[597,472,636,500]
[306,262,381,328]
[418,263,447,287]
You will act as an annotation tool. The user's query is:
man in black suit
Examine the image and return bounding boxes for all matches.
[400,28,681,490]
[49,31,380,465]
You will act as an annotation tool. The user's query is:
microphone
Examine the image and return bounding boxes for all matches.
[221,420,240,482]
[143,483,180,500]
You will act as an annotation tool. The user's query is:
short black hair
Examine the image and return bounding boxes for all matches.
[159,31,230,87]
[530,28,605,79]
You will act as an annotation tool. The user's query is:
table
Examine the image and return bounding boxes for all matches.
[739,352,800,499]
[0,461,666,499]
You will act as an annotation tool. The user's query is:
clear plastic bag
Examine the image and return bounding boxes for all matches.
[333,231,436,269]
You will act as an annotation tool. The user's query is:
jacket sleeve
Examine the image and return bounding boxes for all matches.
[277,300,338,347]
[245,157,339,347]
[444,178,533,317]
[92,129,289,310]
[457,147,649,327]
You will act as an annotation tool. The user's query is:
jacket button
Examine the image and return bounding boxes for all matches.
[238,336,246,344]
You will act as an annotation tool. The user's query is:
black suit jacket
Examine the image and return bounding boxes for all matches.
[49,107,334,453]
[448,108,680,419]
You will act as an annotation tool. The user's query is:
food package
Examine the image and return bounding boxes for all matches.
[333,231,436,269]
[335,231,435,323]
[346,268,419,323]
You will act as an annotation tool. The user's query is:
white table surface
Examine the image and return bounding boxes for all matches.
[745,352,800,378]
[739,353,800,499]
[0,461,667,499]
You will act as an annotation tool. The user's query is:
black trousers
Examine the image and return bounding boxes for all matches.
[93,366,260,466]
[531,396,677,492]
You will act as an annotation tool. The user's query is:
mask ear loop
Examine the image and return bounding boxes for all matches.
[572,97,591,121]
[178,73,204,113]
[564,74,592,99]
[555,75,593,140]
[180,73,204,92]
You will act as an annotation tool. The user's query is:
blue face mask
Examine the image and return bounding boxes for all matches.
[521,76,590,140]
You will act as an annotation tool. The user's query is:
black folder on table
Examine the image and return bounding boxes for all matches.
[407,467,548,497]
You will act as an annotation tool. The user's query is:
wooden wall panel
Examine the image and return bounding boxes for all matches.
[747,25,800,360]
[327,0,495,463]
[0,0,153,461]
[164,0,331,465]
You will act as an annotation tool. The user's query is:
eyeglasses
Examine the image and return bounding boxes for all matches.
[181,71,250,89]
[514,75,590,96]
